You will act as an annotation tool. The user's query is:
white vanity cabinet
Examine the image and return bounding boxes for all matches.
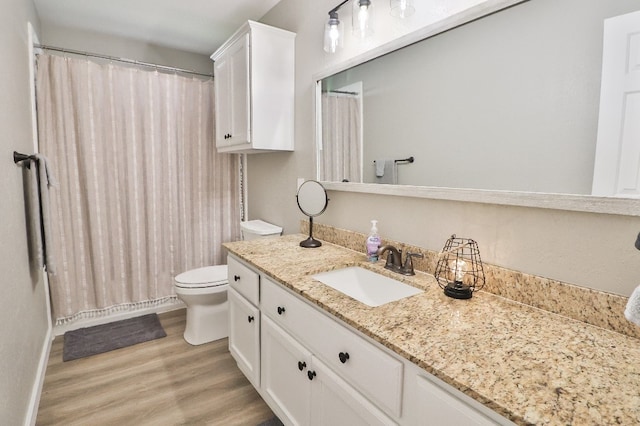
[211,20,295,153]
[261,278,396,426]
[227,256,261,387]
[226,253,513,426]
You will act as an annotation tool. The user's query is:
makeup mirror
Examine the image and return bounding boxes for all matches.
[297,180,329,248]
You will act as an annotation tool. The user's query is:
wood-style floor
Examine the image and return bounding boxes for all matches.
[36,309,275,426]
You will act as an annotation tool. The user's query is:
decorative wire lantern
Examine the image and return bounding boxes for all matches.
[434,235,485,299]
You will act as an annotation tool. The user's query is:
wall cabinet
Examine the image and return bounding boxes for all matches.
[211,21,295,153]
[226,254,513,425]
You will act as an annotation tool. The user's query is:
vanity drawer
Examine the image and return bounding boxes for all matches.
[308,308,404,418]
[261,277,403,418]
[261,276,309,340]
[228,255,260,305]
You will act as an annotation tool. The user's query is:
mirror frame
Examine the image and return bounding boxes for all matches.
[314,0,640,217]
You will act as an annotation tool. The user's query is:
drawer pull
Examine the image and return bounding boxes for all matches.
[277,306,286,315]
[234,275,240,282]
[247,315,254,323]
[298,361,306,371]
[339,352,350,364]
[307,370,316,381]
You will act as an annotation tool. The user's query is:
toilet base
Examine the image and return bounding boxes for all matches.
[183,300,229,345]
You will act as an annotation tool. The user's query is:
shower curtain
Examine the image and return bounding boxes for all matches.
[320,92,362,182]
[36,53,242,324]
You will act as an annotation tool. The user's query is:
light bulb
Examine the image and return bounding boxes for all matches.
[449,259,467,283]
[323,12,343,53]
[352,0,374,39]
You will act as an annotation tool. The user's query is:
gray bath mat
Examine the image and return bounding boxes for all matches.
[63,313,166,362]
[257,417,283,426]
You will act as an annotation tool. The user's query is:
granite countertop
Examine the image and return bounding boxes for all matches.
[225,235,640,425]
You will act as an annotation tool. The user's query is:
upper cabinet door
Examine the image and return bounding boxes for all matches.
[214,53,232,147]
[229,34,250,147]
[213,34,249,148]
[211,21,295,154]
[592,10,640,196]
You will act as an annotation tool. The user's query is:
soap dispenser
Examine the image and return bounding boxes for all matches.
[366,220,381,262]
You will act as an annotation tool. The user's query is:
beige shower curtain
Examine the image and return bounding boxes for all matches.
[36,54,241,324]
[320,93,362,182]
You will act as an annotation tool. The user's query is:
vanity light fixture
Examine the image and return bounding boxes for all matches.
[323,0,374,53]
[390,0,415,18]
[434,235,485,299]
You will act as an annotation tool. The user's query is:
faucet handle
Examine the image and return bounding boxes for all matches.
[402,252,424,276]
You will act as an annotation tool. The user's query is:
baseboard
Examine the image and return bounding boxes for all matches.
[24,324,53,426]
[53,300,185,336]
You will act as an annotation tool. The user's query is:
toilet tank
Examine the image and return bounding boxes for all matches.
[241,220,283,241]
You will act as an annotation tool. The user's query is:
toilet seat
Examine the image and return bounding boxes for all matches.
[174,265,228,289]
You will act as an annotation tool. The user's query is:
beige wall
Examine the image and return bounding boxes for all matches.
[254,0,640,297]
[0,0,49,423]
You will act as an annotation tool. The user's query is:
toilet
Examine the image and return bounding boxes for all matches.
[174,220,283,345]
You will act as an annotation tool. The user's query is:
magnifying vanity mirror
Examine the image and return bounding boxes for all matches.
[297,180,329,248]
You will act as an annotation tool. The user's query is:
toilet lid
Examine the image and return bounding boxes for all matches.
[175,265,228,288]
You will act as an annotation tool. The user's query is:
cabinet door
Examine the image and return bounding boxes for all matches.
[228,33,250,146]
[228,288,260,387]
[310,357,396,426]
[262,316,312,426]
[214,54,231,147]
[413,374,499,426]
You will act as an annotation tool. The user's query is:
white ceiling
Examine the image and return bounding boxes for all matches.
[33,0,283,55]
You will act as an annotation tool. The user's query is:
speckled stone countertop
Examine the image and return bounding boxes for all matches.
[225,235,640,425]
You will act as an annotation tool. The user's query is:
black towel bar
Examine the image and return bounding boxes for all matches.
[14,151,36,169]
[373,156,415,164]
[395,156,414,164]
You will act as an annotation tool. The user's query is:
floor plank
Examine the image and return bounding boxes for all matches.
[36,309,274,425]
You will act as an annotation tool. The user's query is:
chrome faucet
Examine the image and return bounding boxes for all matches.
[377,245,424,276]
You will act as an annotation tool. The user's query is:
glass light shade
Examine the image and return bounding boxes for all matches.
[323,13,343,53]
[390,0,415,18]
[352,0,374,39]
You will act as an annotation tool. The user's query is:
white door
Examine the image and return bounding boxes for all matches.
[228,288,260,387]
[261,316,312,426]
[592,10,640,196]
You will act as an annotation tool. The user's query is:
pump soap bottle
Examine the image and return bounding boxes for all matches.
[366,220,381,262]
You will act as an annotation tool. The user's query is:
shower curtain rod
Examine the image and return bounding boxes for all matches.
[34,44,214,78]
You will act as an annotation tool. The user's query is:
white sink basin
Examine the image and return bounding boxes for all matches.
[311,266,423,307]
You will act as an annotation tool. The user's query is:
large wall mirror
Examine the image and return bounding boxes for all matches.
[315,0,640,216]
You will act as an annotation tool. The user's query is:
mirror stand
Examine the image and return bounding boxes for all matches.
[300,216,322,248]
